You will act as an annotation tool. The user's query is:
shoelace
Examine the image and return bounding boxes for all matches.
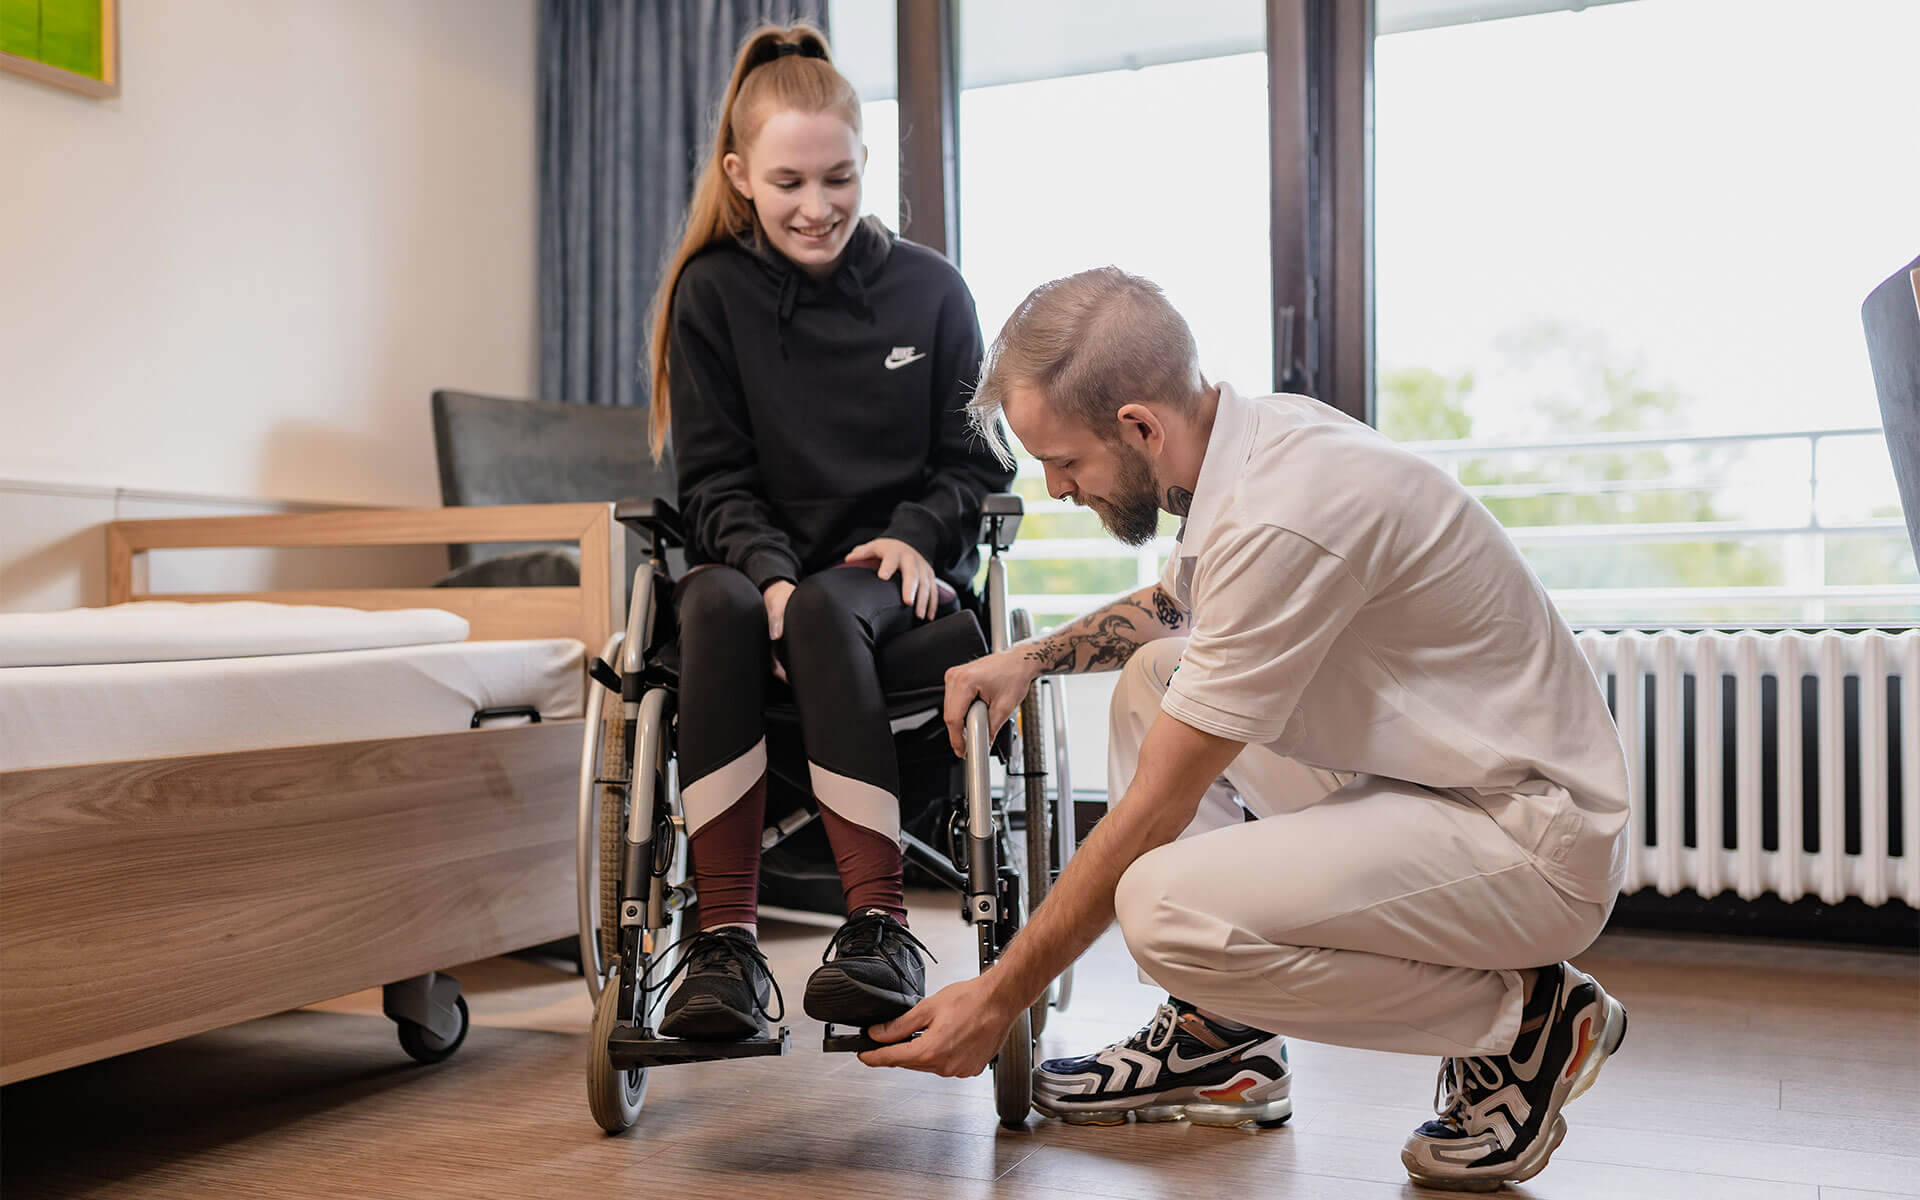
[1121,1002,1182,1055]
[646,929,786,1022]
[1431,1055,1504,1125]
[821,911,937,967]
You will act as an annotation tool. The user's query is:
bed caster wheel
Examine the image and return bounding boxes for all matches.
[396,994,469,1064]
[587,979,648,1134]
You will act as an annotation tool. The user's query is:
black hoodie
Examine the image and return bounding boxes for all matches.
[668,216,1014,598]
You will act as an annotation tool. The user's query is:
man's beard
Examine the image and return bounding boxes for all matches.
[1084,443,1163,547]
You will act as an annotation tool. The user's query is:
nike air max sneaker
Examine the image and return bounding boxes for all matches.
[1033,998,1292,1128]
[1402,961,1629,1191]
[803,908,932,1027]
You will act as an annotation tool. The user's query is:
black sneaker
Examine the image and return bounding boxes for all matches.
[1033,998,1292,1128]
[656,927,783,1041]
[1402,962,1629,1191]
[802,908,931,1026]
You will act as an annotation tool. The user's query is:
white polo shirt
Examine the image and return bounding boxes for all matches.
[1159,383,1631,902]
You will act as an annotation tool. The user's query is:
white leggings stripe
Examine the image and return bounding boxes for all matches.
[681,738,767,835]
[806,761,900,842]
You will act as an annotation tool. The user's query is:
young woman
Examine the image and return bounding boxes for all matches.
[645,23,1012,1040]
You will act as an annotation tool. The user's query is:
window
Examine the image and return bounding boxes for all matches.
[1374,0,1920,625]
[826,0,900,228]
[955,0,1271,625]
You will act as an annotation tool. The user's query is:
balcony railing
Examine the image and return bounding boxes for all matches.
[1004,426,1919,628]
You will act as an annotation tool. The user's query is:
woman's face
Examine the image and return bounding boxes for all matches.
[724,109,865,279]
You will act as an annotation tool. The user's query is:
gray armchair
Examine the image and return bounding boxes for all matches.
[430,389,675,590]
[1862,254,1920,567]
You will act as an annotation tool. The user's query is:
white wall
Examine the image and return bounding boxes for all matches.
[0,0,537,510]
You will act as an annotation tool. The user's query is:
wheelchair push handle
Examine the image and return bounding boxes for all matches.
[978,493,1023,553]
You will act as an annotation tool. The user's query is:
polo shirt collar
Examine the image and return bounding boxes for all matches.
[1174,381,1251,554]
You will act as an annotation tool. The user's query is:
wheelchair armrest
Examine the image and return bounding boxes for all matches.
[978,492,1023,553]
[614,497,685,550]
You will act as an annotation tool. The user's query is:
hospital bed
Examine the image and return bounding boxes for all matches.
[0,503,617,1084]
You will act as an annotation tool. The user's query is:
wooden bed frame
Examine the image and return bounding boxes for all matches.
[0,503,620,1085]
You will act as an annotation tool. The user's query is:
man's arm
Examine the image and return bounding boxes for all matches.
[1021,583,1190,674]
[860,711,1243,1076]
[941,583,1188,756]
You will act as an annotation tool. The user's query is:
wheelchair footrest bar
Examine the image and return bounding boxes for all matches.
[606,1025,792,1068]
[822,1026,919,1054]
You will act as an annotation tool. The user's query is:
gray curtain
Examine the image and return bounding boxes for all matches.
[538,0,830,410]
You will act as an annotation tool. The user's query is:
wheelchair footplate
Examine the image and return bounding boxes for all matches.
[607,1024,792,1068]
[822,1026,920,1054]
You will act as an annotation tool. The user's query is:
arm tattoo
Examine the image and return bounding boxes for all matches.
[1020,586,1190,674]
[1166,486,1194,516]
[1150,585,1185,629]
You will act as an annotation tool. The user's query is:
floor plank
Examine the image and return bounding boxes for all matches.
[2,891,1913,1200]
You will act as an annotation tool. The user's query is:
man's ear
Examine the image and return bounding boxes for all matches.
[1115,402,1166,455]
[722,152,752,200]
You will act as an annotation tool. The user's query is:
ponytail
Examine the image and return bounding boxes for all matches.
[645,22,861,461]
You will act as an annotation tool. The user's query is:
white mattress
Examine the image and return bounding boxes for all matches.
[1,639,585,772]
[0,601,469,668]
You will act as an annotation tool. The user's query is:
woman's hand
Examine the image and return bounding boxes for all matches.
[763,579,796,682]
[845,538,939,620]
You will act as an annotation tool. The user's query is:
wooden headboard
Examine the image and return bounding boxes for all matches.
[105,502,622,651]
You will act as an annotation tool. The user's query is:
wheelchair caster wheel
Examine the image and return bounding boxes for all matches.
[396,994,469,1064]
[587,979,649,1133]
[992,1006,1034,1128]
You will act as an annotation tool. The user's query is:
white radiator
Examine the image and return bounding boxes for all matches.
[1576,630,1920,907]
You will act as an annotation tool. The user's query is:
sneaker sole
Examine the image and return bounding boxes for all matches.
[657,995,767,1041]
[1034,1074,1293,1131]
[1402,986,1629,1191]
[1035,1096,1293,1129]
[802,970,917,1027]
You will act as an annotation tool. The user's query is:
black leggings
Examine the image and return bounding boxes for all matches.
[674,563,952,928]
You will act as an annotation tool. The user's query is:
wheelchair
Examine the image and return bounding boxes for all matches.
[577,493,1077,1134]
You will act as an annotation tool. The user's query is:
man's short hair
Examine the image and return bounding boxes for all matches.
[969,267,1205,465]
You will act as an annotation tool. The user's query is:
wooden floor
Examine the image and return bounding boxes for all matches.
[4,890,1915,1200]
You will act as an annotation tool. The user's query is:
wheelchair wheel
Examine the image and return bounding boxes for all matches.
[1044,676,1076,1016]
[1017,679,1052,1037]
[598,693,630,976]
[1011,608,1056,1038]
[587,972,648,1134]
[993,1005,1034,1127]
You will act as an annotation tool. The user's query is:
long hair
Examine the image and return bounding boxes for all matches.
[645,22,862,461]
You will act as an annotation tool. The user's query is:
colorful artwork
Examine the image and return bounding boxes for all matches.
[0,0,118,97]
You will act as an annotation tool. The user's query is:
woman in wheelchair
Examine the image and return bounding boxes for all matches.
[642,23,1013,1041]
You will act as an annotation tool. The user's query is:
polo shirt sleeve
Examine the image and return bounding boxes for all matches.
[1160,525,1368,745]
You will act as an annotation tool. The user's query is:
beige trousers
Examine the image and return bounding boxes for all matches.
[1107,640,1611,1057]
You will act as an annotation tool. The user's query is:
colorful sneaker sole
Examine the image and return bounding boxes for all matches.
[1035,1096,1293,1129]
[1034,1074,1293,1130]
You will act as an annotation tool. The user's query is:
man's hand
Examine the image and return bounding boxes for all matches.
[763,579,796,682]
[943,649,1040,757]
[845,537,939,620]
[857,974,1022,1076]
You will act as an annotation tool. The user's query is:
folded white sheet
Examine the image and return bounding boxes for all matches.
[0,638,584,771]
[0,601,469,668]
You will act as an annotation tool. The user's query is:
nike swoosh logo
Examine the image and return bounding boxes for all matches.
[1165,1037,1259,1074]
[883,350,926,370]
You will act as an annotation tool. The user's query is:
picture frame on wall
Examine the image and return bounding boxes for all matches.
[0,0,119,98]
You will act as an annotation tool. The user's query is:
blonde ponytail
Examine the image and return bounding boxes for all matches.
[645,22,861,461]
